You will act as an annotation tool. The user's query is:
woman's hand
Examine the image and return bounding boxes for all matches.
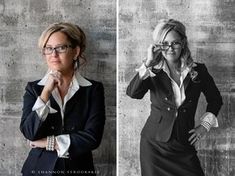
[29,138,47,148]
[40,70,63,102]
[45,71,63,93]
[188,125,207,145]
[145,44,162,67]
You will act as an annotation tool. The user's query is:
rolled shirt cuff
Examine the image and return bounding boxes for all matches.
[136,63,156,80]
[55,135,71,158]
[200,112,219,131]
[32,97,57,121]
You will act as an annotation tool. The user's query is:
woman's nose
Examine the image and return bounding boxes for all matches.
[168,45,174,51]
[51,49,59,56]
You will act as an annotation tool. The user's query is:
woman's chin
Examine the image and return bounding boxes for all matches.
[48,65,62,72]
[165,56,179,63]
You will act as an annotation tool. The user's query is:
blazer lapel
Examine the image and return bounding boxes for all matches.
[183,73,191,91]
[152,70,174,102]
[49,95,61,112]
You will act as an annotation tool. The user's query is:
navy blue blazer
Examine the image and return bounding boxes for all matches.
[20,79,105,175]
[126,63,223,142]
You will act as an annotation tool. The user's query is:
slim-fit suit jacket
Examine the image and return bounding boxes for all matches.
[20,79,105,176]
[126,63,223,142]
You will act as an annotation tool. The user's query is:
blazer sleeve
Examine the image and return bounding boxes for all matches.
[20,82,45,141]
[68,82,106,158]
[200,64,223,116]
[126,73,151,99]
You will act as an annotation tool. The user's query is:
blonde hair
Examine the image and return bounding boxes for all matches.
[152,19,193,70]
[38,22,87,67]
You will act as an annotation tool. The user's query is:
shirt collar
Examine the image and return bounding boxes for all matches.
[37,69,92,89]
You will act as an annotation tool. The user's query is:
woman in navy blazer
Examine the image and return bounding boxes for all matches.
[126,19,223,176]
[20,23,105,176]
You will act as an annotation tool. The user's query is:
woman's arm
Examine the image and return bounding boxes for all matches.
[68,82,106,158]
[20,82,45,141]
[188,64,223,145]
[20,72,62,141]
[126,71,151,99]
[200,64,223,116]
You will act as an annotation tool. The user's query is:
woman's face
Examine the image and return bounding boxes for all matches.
[43,31,80,73]
[161,30,183,64]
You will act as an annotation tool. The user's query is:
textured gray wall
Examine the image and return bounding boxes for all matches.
[119,0,235,176]
[0,0,116,176]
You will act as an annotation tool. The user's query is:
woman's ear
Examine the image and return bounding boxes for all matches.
[74,46,81,59]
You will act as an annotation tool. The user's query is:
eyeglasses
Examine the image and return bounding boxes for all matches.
[156,41,182,50]
[42,45,73,55]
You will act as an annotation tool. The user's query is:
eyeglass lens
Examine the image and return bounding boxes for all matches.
[161,42,181,50]
[43,45,71,55]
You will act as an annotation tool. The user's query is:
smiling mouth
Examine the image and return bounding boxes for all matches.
[167,52,175,55]
[51,60,60,63]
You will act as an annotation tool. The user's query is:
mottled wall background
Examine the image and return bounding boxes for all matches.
[0,0,116,175]
[119,0,234,176]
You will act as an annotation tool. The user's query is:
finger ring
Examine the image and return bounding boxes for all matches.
[49,72,55,76]
[50,72,58,78]
[197,134,201,139]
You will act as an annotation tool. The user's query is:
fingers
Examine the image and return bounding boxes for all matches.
[148,44,155,51]
[145,45,154,67]
[146,44,162,67]
[188,129,195,134]
[29,141,36,148]
[42,71,63,96]
[50,70,61,79]
[152,44,162,52]
[49,71,63,86]
[147,45,154,60]
[188,132,196,142]
[148,44,162,54]
[190,137,198,145]
[189,133,200,145]
[188,128,202,145]
[52,75,62,86]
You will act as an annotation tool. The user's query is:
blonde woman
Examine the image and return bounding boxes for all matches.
[127,19,223,176]
[20,22,105,176]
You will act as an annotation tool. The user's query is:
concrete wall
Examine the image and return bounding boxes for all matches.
[0,0,116,175]
[119,0,235,176]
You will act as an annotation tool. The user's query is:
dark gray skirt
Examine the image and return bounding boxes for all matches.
[140,136,205,176]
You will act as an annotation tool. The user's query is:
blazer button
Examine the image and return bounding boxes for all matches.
[167,107,171,111]
[164,97,168,101]
[183,109,186,113]
[71,126,75,131]
[51,126,55,130]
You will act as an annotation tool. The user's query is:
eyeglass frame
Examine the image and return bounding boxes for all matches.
[42,44,74,55]
[154,41,183,51]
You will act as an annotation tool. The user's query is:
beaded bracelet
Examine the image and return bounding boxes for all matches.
[201,121,211,132]
[46,135,55,151]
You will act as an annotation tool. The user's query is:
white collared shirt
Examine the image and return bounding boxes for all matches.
[32,70,92,157]
[136,61,218,131]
